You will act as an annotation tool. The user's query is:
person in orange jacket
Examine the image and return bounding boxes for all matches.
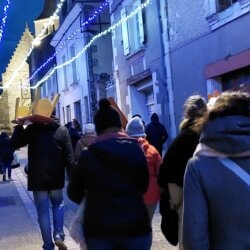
[126,116,162,221]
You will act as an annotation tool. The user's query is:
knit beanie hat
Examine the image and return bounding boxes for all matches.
[94,98,122,135]
[84,123,96,135]
[126,117,146,137]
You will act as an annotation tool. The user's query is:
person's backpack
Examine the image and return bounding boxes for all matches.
[160,188,179,246]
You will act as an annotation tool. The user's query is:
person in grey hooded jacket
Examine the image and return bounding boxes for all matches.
[183,91,250,250]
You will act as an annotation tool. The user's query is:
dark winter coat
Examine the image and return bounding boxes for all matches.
[67,132,152,238]
[67,127,81,151]
[0,134,14,162]
[145,120,168,156]
[183,116,250,250]
[158,128,200,188]
[11,122,75,191]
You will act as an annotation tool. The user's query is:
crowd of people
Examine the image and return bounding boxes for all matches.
[0,90,249,250]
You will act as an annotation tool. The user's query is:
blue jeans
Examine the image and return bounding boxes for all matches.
[33,190,65,250]
[87,234,152,250]
[1,160,12,177]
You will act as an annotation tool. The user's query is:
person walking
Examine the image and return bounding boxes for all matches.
[126,116,161,221]
[74,123,96,162]
[183,91,250,250]
[158,95,207,249]
[11,116,75,250]
[68,99,152,250]
[0,132,14,181]
[65,121,81,151]
[145,113,168,156]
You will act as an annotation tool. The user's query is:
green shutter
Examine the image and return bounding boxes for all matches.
[121,7,130,56]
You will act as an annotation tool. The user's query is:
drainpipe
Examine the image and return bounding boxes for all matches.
[156,0,176,138]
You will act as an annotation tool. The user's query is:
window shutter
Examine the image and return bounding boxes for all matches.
[136,0,145,45]
[121,7,130,56]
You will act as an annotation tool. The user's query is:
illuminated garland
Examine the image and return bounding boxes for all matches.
[0,0,11,47]
[0,0,66,89]
[29,0,151,89]
[27,0,109,85]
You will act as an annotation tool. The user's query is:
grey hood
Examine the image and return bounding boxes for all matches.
[200,116,250,155]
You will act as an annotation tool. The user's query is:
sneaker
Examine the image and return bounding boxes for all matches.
[54,235,67,250]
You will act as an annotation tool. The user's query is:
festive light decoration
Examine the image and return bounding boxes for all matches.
[0,0,11,48]
[26,0,109,86]
[28,0,151,89]
[0,0,66,89]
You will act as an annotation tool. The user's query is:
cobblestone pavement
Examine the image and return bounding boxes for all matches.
[7,148,178,250]
[152,212,178,250]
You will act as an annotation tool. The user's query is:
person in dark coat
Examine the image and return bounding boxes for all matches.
[183,91,250,250]
[0,132,14,181]
[68,99,152,250]
[11,117,75,250]
[158,95,207,249]
[65,121,81,151]
[145,113,168,156]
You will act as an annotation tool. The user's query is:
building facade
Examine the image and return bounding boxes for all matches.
[109,0,175,137]
[28,0,60,116]
[0,25,33,131]
[166,0,250,127]
[51,0,113,127]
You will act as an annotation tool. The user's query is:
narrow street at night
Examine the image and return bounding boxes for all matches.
[0,0,249,249]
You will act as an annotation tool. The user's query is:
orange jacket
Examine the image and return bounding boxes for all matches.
[138,138,162,204]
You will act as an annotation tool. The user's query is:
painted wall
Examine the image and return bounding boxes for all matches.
[167,0,250,127]
[110,0,171,133]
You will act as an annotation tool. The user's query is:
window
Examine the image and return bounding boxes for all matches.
[121,0,145,56]
[74,101,82,128]
[217,0,238,11]
[84,96,90,123]
[62,55,68,89]
[47,78,51,94]
[62,107,65,125]
[42,82,47,98]
[66,105,71,123]
[52,73,57,93]
[70,45,78,83]
[145,88,156,120]
[222,67,250,91]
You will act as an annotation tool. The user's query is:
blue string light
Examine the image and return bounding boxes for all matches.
[0,0,11,48]
[27,0,109,84]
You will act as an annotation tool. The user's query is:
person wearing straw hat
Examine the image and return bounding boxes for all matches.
[11,112,75,250]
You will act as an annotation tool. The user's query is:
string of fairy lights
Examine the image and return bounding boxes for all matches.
[0,0,67,90]
[26,0,109,86]
[1,0,151,91]
[0,0,11,48]
[30,0,151,89]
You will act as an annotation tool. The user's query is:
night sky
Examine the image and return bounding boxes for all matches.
[0,0,44,78]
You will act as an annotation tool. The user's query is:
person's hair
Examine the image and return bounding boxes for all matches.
[208,91,250,120]
[179,95,207,133]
